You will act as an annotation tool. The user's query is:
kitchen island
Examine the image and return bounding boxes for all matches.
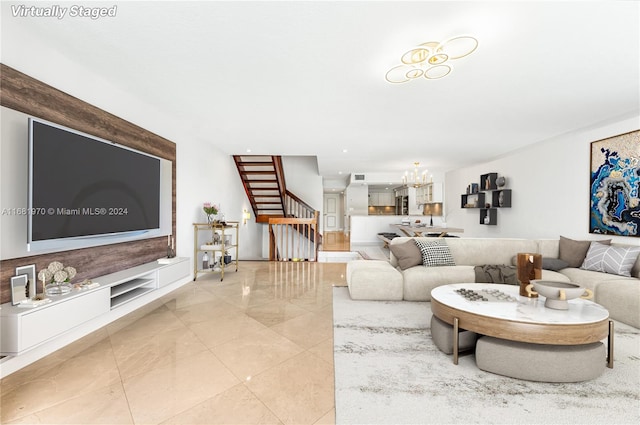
[392,224,464,237]
[350,215,460,245]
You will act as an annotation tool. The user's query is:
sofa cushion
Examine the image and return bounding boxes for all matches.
[595,280,640,328]
[415,239,455,267]
[559,236,611,268]
[559,267,634,293]
[581,243,640,277]
[389,239,422,270]
[542,257,569,271]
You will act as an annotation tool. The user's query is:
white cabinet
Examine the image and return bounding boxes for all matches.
[368,192,395,206]
[379,192,394,206]
[0,288,110,355]
[416,183,443,204]
[0,257,189,356]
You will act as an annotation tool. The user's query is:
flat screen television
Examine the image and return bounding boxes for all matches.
[28,118,165,252]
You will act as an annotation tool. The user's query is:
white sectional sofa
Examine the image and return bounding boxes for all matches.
[347,236,640,329]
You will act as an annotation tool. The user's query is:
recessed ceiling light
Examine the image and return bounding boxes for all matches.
[342,149,348,153]
[246,148,252,153]
[338,171,343,174]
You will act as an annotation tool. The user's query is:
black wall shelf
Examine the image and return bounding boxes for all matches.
[462,174,511,225]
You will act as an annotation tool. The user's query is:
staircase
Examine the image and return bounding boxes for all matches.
[233,155,286,223]
[233,155,322,260]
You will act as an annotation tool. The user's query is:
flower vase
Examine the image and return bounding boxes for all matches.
[45,282,72,296]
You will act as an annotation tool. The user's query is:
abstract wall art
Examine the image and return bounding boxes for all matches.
[590,130,640,237]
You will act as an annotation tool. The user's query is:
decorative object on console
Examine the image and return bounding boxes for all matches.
[10,275,29,305]
[74,279,100,290]
[15,264,36,299]
[38,261,76,296]
[589,130,640,237]
[166,235,176,258]
[203,202,219,224]
[526,281,593,310]
[516,253,541,297]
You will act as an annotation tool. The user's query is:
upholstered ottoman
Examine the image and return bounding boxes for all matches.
[346,260,403,300]
[475,336,606,382]
[430,315,478,355]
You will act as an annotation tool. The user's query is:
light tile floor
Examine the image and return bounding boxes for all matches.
[1,261,347,425]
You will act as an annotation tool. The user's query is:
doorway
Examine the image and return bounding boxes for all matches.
[322,193,349,251]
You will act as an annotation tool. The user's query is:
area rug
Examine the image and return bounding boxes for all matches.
[332,287,640,424]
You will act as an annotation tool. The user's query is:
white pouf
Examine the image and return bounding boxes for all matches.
[346,260,403,300]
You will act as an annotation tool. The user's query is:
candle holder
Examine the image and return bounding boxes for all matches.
[516,253,542,297]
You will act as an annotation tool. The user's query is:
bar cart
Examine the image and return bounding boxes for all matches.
[192,221,239,281]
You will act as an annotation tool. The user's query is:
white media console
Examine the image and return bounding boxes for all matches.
[0,257,190,378]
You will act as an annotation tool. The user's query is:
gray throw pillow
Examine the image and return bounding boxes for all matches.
[559,236,611,268]
[389,240,422,270]
[542,257,569,271]
[581,243,640,276]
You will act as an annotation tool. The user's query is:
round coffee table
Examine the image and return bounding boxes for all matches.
[430,283,613,367]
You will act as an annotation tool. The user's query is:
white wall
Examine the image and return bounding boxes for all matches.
[176,142,263,262]
[1,39,265,263]
[281,155,323,212]
[444,114,640,246]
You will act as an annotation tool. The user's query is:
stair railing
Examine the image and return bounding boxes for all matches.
[268,211,319,261]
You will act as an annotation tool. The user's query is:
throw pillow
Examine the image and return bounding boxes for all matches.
[414,239,455,267]
[581,243,640,276]
[542,257,569,271]
[559,236,611,268]
[389,239,423,270]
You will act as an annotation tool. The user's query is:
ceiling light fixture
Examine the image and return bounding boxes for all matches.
[385,35,478,83]
[402,162,428,188]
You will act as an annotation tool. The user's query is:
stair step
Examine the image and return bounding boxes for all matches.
[235,157,273,164]
[241,171,276,175]
[236,162,275,167]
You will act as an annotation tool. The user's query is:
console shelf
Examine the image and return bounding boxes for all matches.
[0,257,190,359]
[110,278,156,309]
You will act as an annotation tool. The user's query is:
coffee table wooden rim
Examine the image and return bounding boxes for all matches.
[430,284,613,368]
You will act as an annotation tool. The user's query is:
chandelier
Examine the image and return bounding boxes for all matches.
[385,35,478,83]
[402,162,428,188]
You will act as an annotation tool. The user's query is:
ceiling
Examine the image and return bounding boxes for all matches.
[2,1,639,190]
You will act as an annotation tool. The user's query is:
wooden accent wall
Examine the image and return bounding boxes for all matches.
[0,64,177,304]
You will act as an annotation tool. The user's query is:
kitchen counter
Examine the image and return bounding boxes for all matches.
[350,215,443,245]
[392,224,464,237]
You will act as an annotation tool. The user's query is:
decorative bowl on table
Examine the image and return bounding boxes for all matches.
[525,280,593,310]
